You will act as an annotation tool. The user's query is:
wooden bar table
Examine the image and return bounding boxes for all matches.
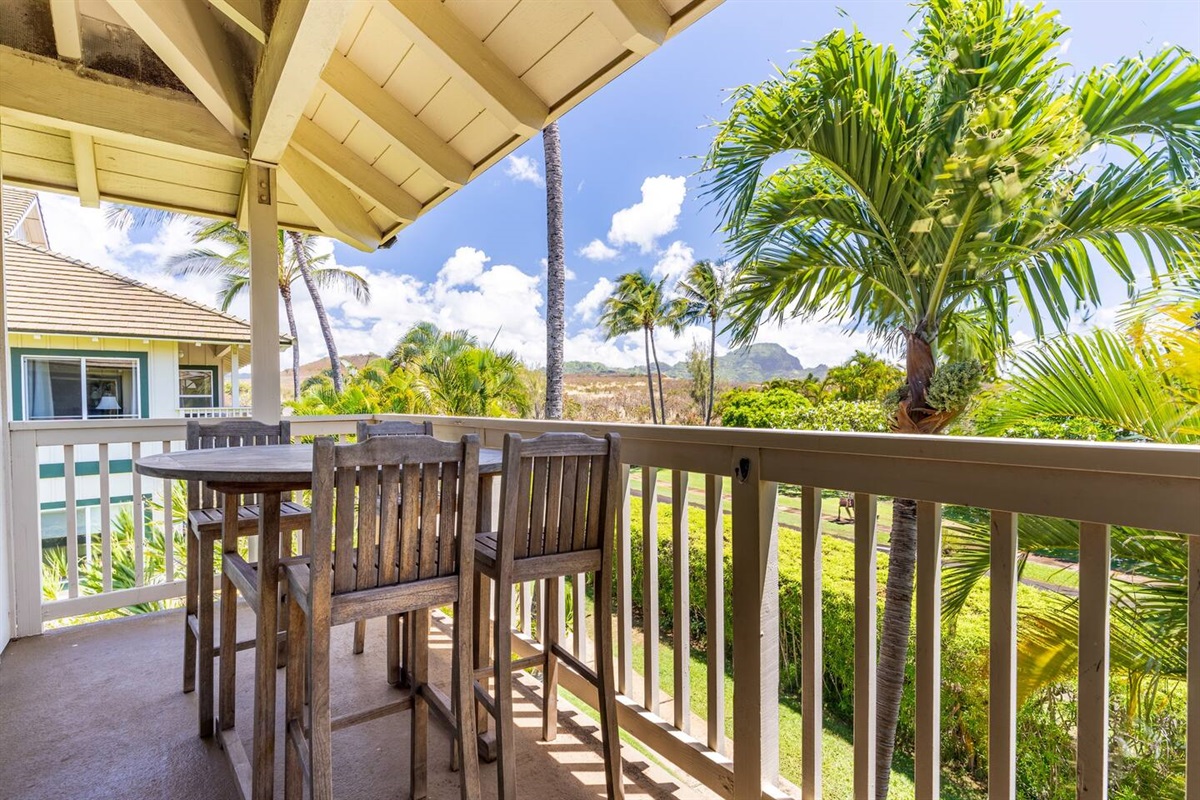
[136,442,502,800]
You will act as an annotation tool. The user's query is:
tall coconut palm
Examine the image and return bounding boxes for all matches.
[600,271,672,424]
[287,230,360,393]
[674,260,734,424]
[703,0,1200,792]
[168,223,369,400]
[543,122,566,420]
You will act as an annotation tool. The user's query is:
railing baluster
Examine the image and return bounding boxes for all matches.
[1188,534,1200,799]
[801,485,822,798]
[642,465,659,714]
[617,464,633,696]
[915,501,942,800]
[731,451,781,797]
[162,440,175,581]
[64,445,79,598]
[1078,521,1111,798]
[99,443,112,592]
[131,442,145,586]
[990,510,1018,800]
[519,581,531,634]
[705,474,726,755]
[572,572,587,661]
[853,493,877,800]
[671,469,690,734]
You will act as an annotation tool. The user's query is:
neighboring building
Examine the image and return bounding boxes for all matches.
[2,188,287,543]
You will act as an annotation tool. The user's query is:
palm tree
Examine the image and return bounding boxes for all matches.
[168,223,369,399]
[543,122,566,420]
[702,1,1200,792]
[674,260,733,424]
[600,271,672,424]
[288,230,360,393]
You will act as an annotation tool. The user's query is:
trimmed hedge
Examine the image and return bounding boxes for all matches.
[624,493,1080,791]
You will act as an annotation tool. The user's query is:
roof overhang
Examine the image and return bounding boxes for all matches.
[0,0,723,251]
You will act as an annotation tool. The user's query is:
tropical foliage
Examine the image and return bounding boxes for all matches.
[600,271,674,423]
[673,260,735,424]
[702,0,1200,788]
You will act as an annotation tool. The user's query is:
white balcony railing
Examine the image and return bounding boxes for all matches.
[6,414,1199,800]
[178,406,254,419]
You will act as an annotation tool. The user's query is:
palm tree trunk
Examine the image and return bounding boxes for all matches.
[643,326,658,424]
[543,122,565,420]
[281,285,301,401]
[706,317,717,425]
[875,330,938,799]
[649,327,667,424]
[288,231,343,393]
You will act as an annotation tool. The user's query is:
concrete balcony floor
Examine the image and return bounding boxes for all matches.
[0,608,708,800]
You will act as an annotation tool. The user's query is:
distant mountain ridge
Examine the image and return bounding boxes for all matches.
[565,342,827,384]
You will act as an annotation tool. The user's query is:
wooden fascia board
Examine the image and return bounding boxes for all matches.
[249,0,355,163]
[372,0,548,137]
[319,52,472,188]
[291,118,422,223]
[0,48,246,166]
[588,0,670,55]
[107,0,251,138]
[278,147,381,252]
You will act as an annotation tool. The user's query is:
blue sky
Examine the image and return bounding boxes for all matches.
[37,0,1200,371]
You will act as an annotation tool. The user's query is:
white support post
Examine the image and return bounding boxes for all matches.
[730,450,780,799]
[246,165,281,423]
[0,169,12,649]
[230,346,241,408]
[8,429,41,637]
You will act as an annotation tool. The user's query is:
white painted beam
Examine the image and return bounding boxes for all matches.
[250,0,355,164]
[319,52,473,188]
[589,0,670,55]
[278,147,381,252]
[70,133,99,207]
[209,0,265,43]
[0,169,12,651]
[108,0,250,138]
[291,118,423,222]
[0,48,245,166]
[246,164,281,423]
[372,0,548,136]
[49,0,83,60]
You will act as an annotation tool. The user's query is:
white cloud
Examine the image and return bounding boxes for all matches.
[504,154,543,187]
[651,240,694,282]
[574,277,614,323]
[579,238,619,261]
[607,175,686,254]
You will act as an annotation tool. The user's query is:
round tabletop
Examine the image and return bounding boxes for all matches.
[135,443,504,493]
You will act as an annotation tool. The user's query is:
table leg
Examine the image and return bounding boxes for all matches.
[252,492,282,800]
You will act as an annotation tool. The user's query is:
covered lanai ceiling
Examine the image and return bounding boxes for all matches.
[0,0,721,251]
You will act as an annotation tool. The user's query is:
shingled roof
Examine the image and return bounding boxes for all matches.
[3,190,284,346]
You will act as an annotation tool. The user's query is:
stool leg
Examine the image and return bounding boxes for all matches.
[353,618,366,655]
[472,570,493,760]
[386,614,400,685]
[595,563,624,800]
[543,576,561,742]
[453,598,481,799]
[493,577,517,800]
[284,594,306,800]
[183,526,198,694]
[197,531,215,738]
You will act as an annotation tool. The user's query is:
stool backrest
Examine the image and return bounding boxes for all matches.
[355,419,433,441]
[309,434,480,598]
[497,432,621,562]
[185,419,291,510]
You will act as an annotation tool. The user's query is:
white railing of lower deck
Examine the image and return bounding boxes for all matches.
[178,406,254,419]
[7,414,1200,800]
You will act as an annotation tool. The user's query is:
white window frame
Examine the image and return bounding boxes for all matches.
[22,355,141,421]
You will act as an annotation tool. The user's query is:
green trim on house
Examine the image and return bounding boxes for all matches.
[179,364,220,406]
[40,494,144,511]
[39,459,134,479]
[11,347,150,421]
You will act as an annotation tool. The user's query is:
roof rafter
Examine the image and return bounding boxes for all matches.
[108,0,250,138]
[48,0,83,60]
[320,52,472,189]
[47,0,100,207]
[209,0,266,44]
[371,0,548,137]
[0,48,246,167]
[250,0,355,164]
[291,118,422,223]
[279,147,381,252]
[589,0,671,55]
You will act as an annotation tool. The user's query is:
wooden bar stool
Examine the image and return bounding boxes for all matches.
[182,419,310,738]
[473,432,625,800]
[352,419,434,674]
[282,434,481,800]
